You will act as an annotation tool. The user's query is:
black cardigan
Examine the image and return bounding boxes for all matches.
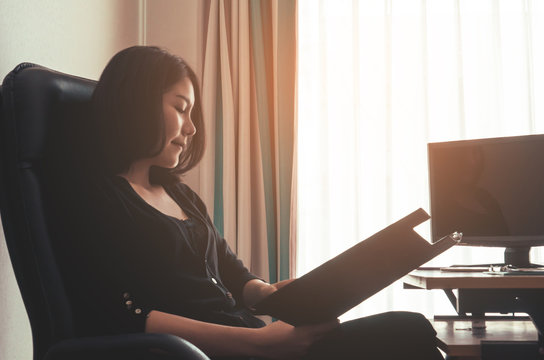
[54,175,264,336]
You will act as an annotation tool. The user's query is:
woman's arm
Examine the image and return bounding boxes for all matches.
[242,278,295,308]
[145,310,337,359]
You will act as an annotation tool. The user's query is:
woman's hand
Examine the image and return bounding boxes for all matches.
[252,320,339,359]
[272,278,295,291]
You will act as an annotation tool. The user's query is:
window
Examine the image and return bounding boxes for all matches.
[297,0,544,319]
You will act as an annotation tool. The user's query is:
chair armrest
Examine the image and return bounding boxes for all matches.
[43,332,210,360]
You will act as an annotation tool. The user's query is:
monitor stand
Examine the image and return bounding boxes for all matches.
[445,246,542,270]
[504,247,533,268]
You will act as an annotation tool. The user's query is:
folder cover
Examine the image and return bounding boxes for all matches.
[253,208,460,326]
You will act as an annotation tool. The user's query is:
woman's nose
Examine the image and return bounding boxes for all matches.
[183,118,196,136]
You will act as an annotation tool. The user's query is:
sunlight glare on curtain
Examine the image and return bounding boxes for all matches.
[297,0,544,320]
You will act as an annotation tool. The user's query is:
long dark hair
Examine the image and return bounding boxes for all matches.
[91,46,205,183]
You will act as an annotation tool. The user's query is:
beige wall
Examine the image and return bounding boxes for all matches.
[0,1,203,359]
[0,0,140,80]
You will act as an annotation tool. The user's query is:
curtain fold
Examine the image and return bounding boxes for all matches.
[201,0,297,282]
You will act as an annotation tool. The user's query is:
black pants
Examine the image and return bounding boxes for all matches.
[213,311,443,360]
[303,311,443,360]
[66,312,443,360]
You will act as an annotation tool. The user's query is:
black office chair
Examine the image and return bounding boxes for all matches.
[0,63,210,360]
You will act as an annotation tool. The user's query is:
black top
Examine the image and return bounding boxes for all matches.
[54,175,264,336]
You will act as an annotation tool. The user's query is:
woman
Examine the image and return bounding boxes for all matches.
[61,46,443,360]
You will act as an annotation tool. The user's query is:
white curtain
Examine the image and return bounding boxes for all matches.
[296,0,544,321]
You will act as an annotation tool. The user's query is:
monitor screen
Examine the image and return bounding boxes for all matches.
[428,134,544,248]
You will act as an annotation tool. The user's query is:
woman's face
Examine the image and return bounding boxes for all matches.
[150,76,196,169]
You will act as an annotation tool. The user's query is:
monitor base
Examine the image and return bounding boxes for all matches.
[504,247,538,268]
[446,247,543,269]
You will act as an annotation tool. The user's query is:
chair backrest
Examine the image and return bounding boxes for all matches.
[0,63,96,360]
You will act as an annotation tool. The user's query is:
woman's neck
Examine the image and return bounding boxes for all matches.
[119,160,154,190]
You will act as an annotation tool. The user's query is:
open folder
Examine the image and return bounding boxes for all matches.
[253,208,460,326]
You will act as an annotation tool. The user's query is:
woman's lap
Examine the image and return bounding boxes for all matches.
[210,311,443,360]
[304,311,444,360]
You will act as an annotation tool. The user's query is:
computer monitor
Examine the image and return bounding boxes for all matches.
[428,134,544,267]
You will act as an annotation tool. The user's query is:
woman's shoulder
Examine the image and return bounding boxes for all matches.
[84,173,122,192]
[78,173,135,207]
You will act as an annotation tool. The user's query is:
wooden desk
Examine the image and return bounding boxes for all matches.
[404,269,544,359]
[431,318,538,359]
[404,268,544,290]
[405,268,544,315]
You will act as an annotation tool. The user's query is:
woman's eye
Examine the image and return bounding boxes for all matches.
[176,107,187,114]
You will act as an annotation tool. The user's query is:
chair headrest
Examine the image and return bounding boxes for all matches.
[1,63,96,163]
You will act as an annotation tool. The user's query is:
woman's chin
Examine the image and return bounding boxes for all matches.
[165,162,179,169]
[150,152,181,170]
[155,161,179,170]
